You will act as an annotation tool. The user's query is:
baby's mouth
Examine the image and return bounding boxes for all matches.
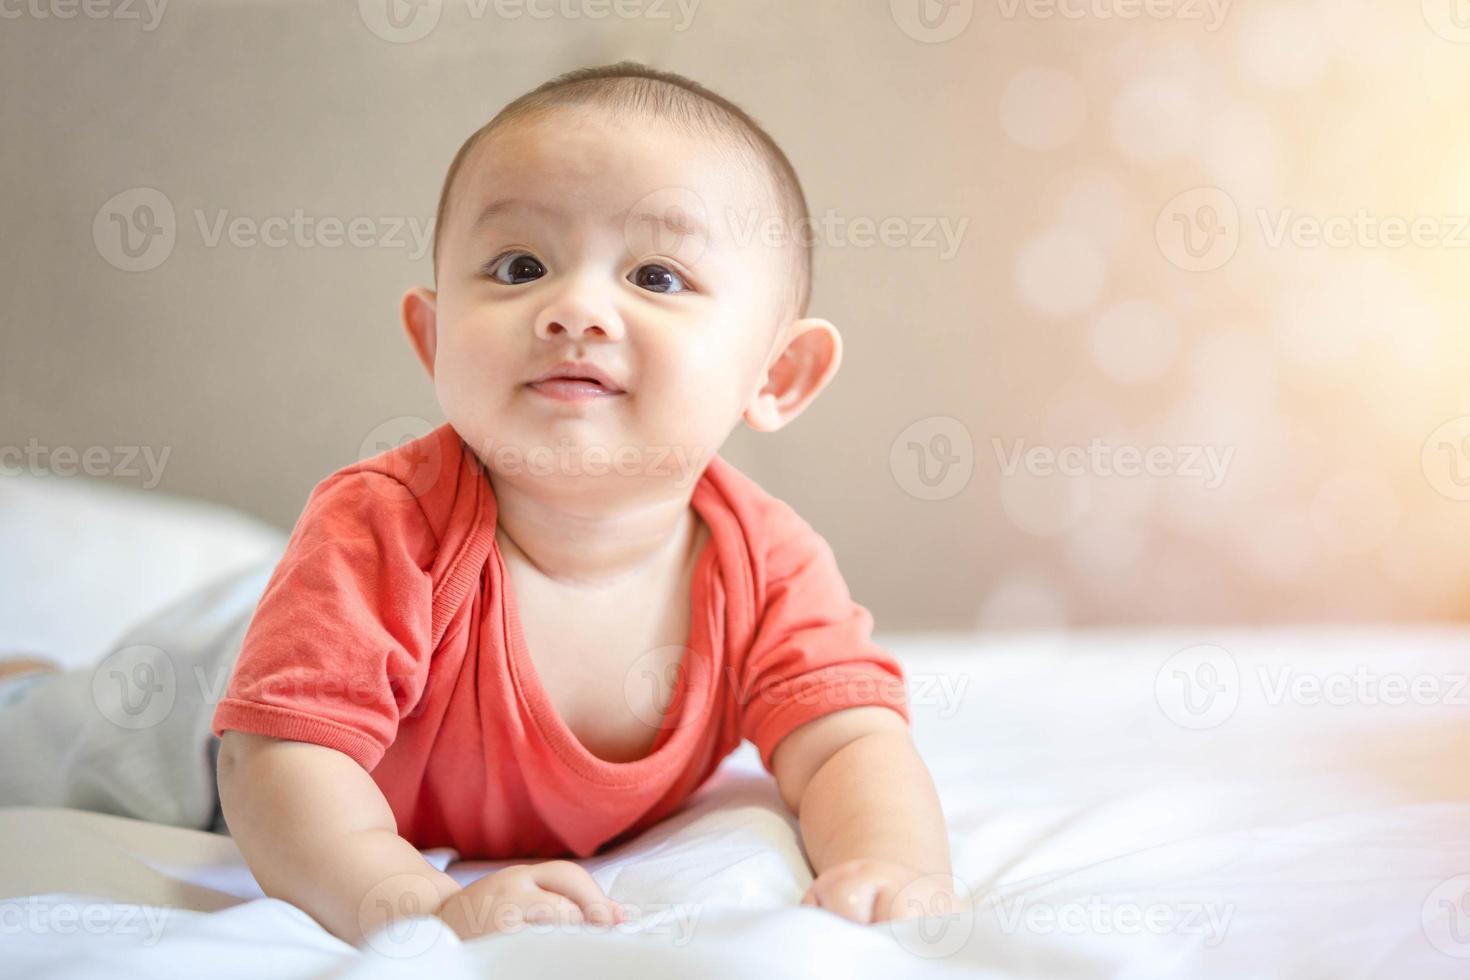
[527,361,627,401]
[526,377,626,402]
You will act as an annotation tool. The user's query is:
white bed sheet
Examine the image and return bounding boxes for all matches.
[5,627,1470,979]
[0,472,284,665]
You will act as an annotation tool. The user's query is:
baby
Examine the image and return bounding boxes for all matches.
[6,62,953,945]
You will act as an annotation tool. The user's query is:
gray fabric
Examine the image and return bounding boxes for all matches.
[0,555,279,835]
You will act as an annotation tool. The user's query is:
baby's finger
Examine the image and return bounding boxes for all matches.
[815,876,881,925]
[867,883,905,923]
[519,888,586,926]
[528,861,624,925]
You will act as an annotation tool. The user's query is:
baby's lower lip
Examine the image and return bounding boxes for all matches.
[527,379,625,402]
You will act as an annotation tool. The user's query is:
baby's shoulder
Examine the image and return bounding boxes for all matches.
[699,455,833,576]
[301,423,487,558]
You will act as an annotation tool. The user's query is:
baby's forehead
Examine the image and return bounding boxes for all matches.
[449,108,783,244]
[471,102,761,176]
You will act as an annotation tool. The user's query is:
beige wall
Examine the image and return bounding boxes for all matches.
[4,0,1470,629]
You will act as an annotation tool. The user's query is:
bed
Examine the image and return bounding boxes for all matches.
[3,475,1468,979]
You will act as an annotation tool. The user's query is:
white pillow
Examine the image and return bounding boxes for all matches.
[0,474,284,670]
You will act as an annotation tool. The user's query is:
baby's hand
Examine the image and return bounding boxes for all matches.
[800,858,956,925]
[435,861,626,939]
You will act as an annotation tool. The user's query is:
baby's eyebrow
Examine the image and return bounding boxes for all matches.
[471,197,561,235]
[471,196,712,251]
[624,203,708,248]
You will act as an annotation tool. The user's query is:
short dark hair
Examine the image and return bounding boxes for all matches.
[431,61,813,319]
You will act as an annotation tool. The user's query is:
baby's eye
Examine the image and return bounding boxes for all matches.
[486,251,546,285]
[630,263,687,294]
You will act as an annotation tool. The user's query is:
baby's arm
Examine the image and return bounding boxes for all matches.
[217,731,461,946]
[772,706,954,924]
[217,731,625,943]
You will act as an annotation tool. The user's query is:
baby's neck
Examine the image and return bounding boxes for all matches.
[489,473,699,588]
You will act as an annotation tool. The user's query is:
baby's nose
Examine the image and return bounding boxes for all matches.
[540,318,611,339]
[535,282,620,343]
[533,292,623,342]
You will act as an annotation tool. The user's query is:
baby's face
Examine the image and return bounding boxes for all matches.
[426,106,792,496]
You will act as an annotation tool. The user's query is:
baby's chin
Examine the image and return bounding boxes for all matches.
[456,420,713,498]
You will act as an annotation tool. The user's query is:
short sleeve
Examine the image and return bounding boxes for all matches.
[210,469,437,771]
[736,505,909,773]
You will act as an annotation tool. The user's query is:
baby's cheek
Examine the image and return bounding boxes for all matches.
[435,359,508,444]
[674,340,755,417]
[641,387,740,464]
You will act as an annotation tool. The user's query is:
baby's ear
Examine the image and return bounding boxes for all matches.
[742,317,843,433]
[400,286,438,378]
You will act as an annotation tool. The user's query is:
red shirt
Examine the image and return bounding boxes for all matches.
[211,424,909,858]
